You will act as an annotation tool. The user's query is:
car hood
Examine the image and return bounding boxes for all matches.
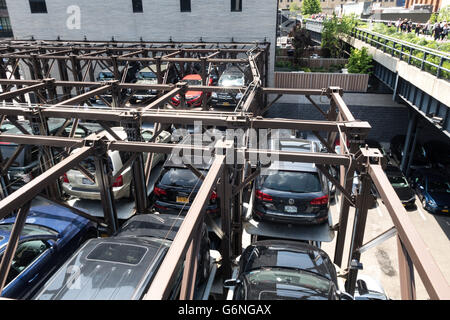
[394,187,415,201]
[0,205,89,235]
[428,192,450,206]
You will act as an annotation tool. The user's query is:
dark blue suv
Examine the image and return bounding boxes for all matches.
[0,204,97,299]
[411,169,450,215]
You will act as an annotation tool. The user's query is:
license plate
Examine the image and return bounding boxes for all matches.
[285,205,297,213]
[223,102,230,106]
[82,178,95,185]
[442,209,448,213]
[176,196,189,203]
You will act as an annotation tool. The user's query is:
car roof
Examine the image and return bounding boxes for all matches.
[117,213,184,241]
[267,138,317,172]
[33,236,169,300]
[182,74,202,80]
[221,66,244,76]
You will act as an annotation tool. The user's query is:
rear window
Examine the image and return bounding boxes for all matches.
[79,156,114,172]
[160,168,205,188]
[262,171,321,193]
[86,242,147,265]
[0,223,58,236]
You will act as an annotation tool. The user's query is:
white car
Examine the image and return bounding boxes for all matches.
[62,127,171,201]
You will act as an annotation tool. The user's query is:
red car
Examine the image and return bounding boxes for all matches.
[171,74,213,107]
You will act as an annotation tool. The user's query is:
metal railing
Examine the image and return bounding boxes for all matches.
[351,28,450,79]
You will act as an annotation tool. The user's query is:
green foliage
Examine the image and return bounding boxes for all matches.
[430,12,438,24]
[437,5,450,22]
[291,26,313,61]
[289,2,301,13]
[346,47,373,74]
[302,0,321,15]
[321,14,358,58]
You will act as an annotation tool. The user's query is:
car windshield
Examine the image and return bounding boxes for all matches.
[245,268,331,299]
[138,72,157,80]
[0,223,58,236]
[428,180,450,193]
[262,171,321,193]
[183,79,202,86]
[218,74,244,87]
[388,175,408,188]
[160,168,206,188]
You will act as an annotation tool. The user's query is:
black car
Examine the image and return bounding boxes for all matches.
[210,66,248,108]
[252,138,330,225]
[152,134,221,216]
[389,135,432,170]
[33,213,211,300]
[224,240,350,300]
[410,169,450,215]
[423,140,450,174]
[384,165,416,210]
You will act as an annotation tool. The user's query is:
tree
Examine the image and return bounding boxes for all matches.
[291,25,313,62]
[289,2,301,13]
[321,14,358,58]
[302,0,321,15]
[437,5,450,22]
[346,47,373,74]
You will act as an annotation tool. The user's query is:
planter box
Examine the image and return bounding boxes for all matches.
[274,72,370,92]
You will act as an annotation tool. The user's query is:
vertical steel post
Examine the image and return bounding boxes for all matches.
[345,169,372,296]
[406,125,420,177]
[94,153,118,235]
[0,201,31,295]
[219,164,232,281]
[400,112,417,173]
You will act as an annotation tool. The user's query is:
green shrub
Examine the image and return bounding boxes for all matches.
[346,47,373,74]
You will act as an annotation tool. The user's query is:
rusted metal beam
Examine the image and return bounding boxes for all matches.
[143,154,225,300]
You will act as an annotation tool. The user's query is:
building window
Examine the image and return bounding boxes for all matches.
[231,0,242,12]
[0,0,7,10]
[132,0,143,12]
[180,0,191,12]
[29,0,47,14]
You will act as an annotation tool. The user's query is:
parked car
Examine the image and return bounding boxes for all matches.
[131,63,178,104]
[410,169,450,215]
[62,127,171,201]
[389,135,432,170]
[0,204,97,299]
[211,66,248,108]
[252,138,330,225]
[423,140,450,174]
[152,134,220,216]
[33,213,211,300]
[384,164,416,210]
[0,119,69,191]
[171,74,213,107]
[89,66,137,104]
[223,240,348,300]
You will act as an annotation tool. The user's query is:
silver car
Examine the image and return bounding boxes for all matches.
[62,127,171,200]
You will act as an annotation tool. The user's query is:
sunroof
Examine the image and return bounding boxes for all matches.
[86,242,147,265]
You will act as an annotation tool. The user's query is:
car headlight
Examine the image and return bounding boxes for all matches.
[211,92,217,98]
[427,198,438,208]
[236,93,243,99]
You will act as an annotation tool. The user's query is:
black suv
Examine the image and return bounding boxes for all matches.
[252,138,330,225]
[152,134,221,216]
[33,213,211,300]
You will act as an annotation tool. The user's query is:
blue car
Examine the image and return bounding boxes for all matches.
[411,169,450,215]
[0,204,97,299]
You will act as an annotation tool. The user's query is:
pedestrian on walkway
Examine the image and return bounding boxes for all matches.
[415,23,422,36]
[395,18,401,32]
[433,21,441,40]
[441,23,448,41]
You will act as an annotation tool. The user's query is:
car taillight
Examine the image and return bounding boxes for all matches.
[256,189,272,201]
[310,195,328,205]
[210,191,217,202]
[112,175,123,187]
[62,173,69,183]
[154,187,167,196]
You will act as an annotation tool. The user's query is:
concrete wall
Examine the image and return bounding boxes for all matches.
[6,0,278,84]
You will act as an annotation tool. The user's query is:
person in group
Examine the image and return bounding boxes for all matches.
[441,22,448,41]
[395,18,402,32]
[433,21,441,40]
[407,19,413,33]
[415,23,422,36]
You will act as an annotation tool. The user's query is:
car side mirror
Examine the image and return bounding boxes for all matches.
[224,279,241,289]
